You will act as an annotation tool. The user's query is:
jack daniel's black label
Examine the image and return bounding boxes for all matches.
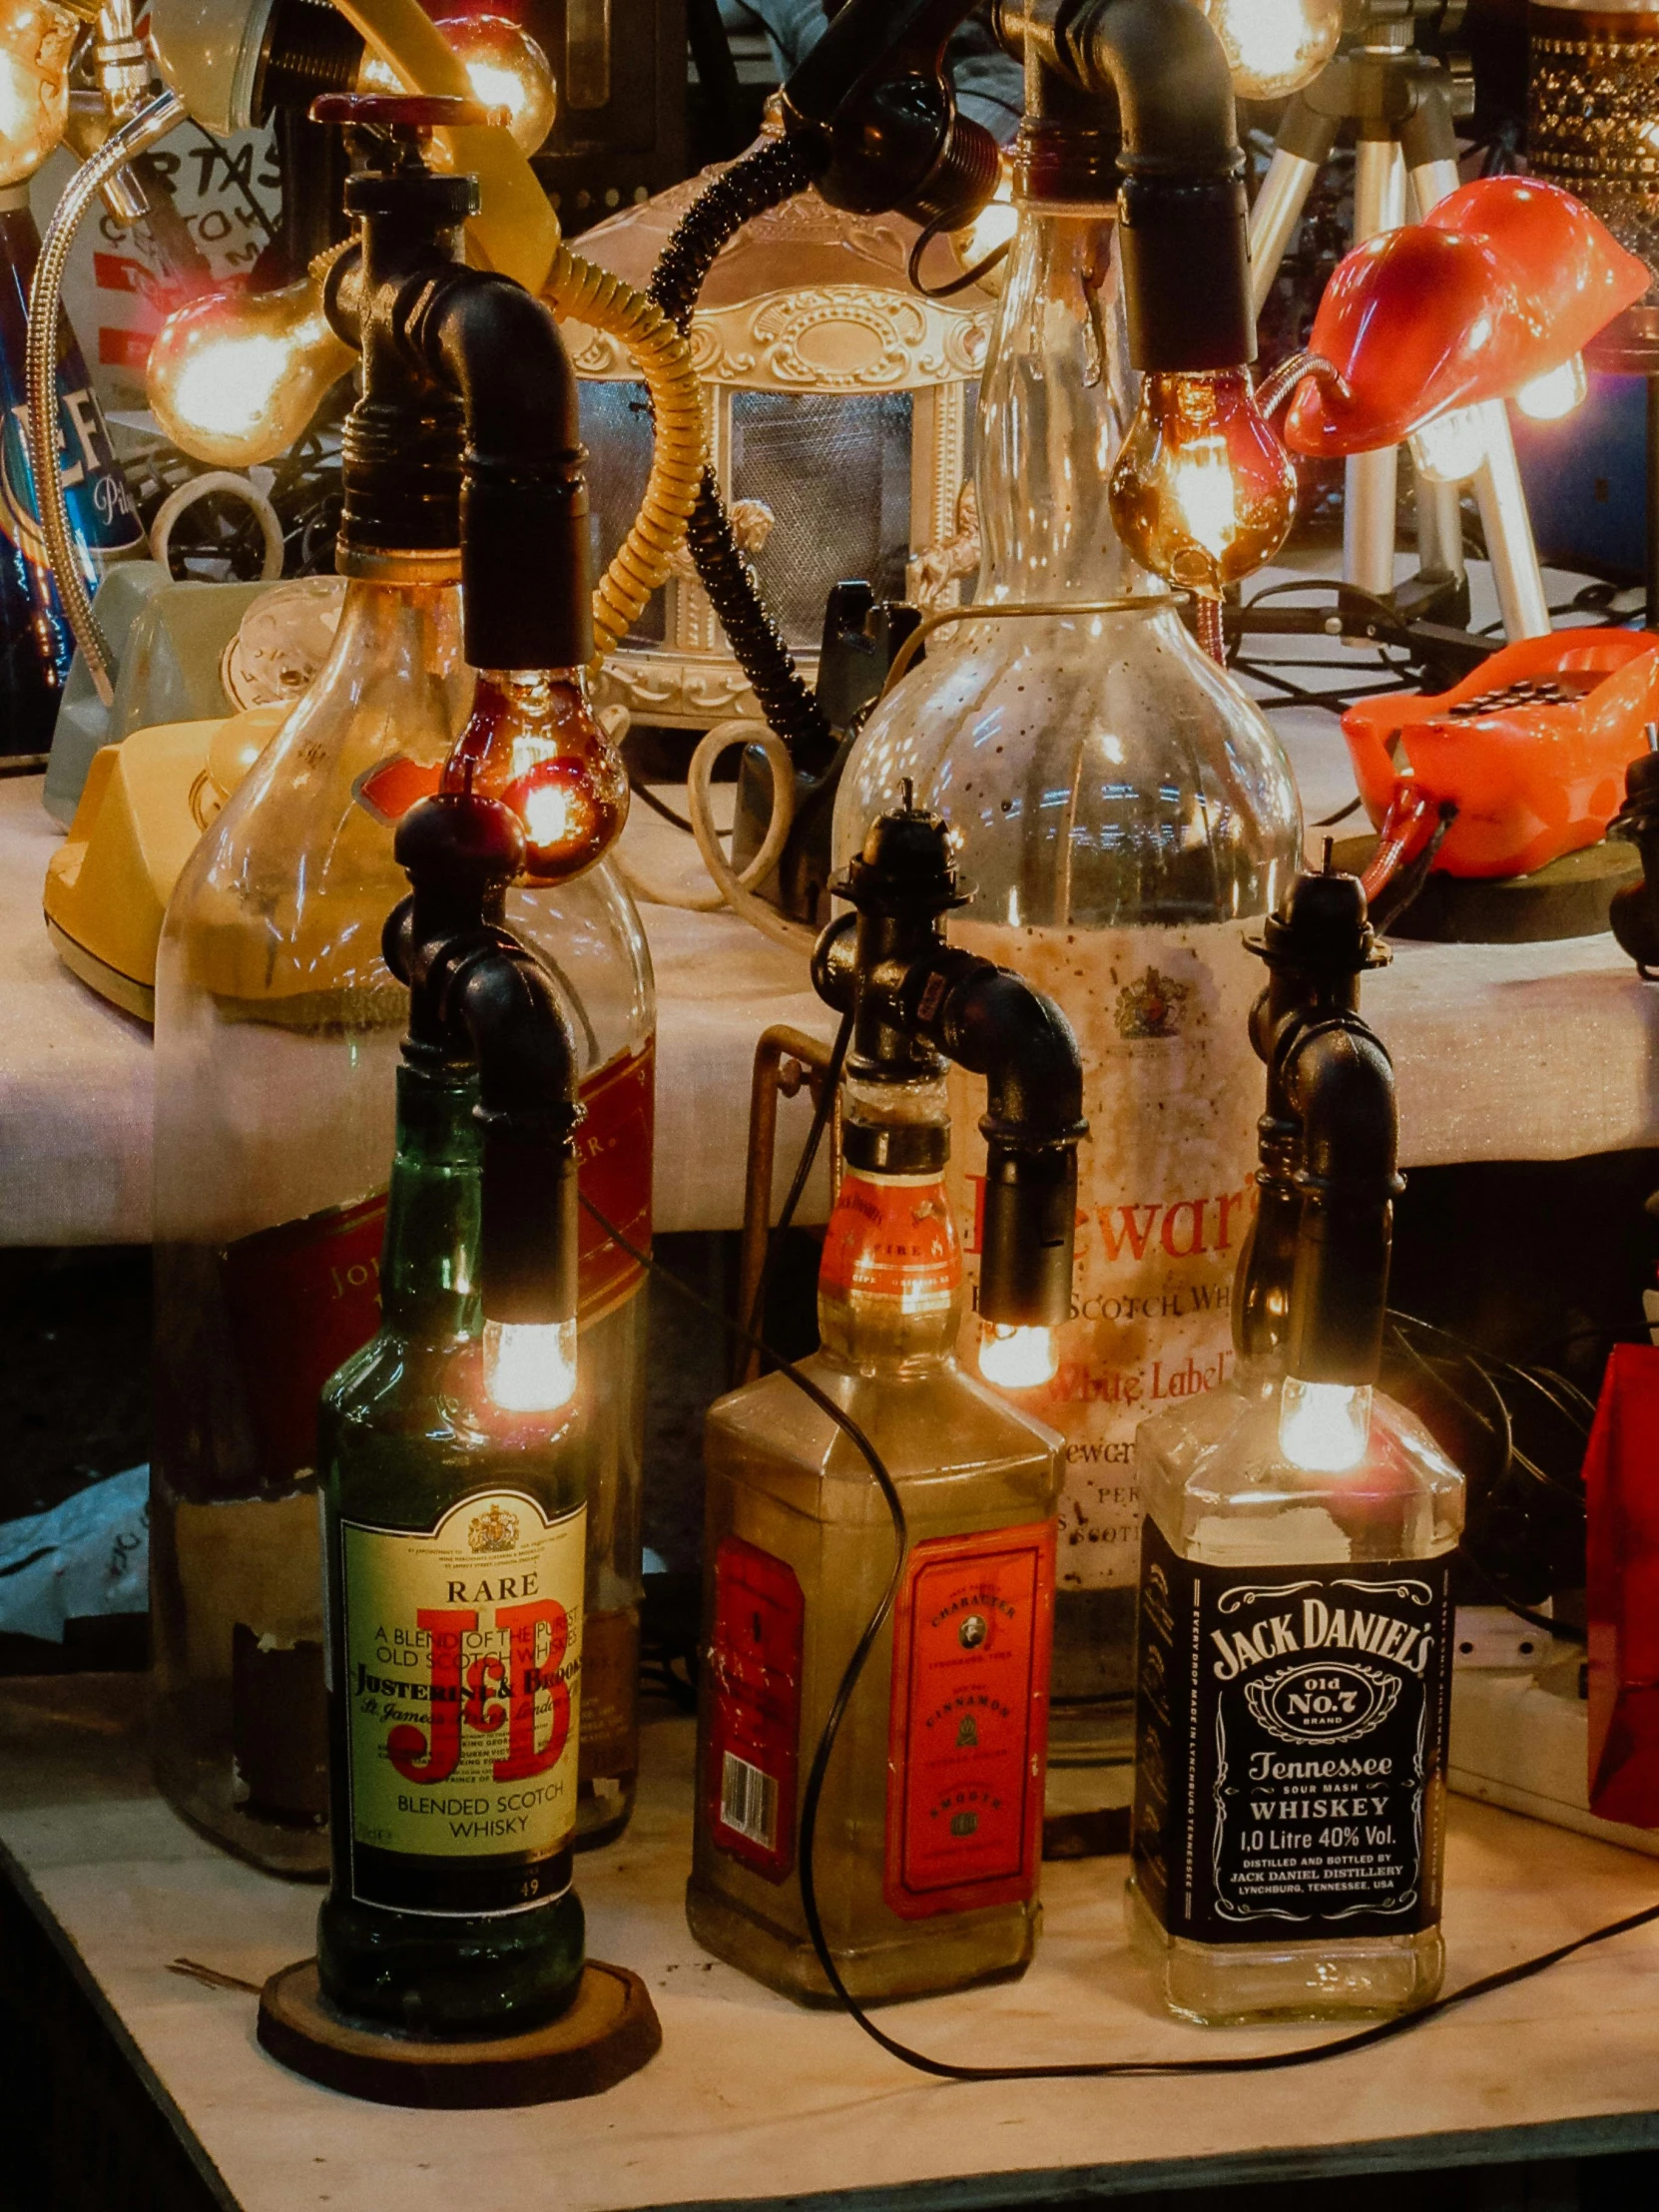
[1132,1516,1453,1942]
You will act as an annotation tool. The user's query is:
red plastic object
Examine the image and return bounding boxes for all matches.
[1586,1345,1659,1829]
[1285,177,1650,457]
[1341,628,1659,881]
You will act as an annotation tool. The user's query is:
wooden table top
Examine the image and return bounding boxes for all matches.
[4,1673,1659,2212]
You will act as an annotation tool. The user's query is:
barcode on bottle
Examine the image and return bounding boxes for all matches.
[720,1751,778,1850]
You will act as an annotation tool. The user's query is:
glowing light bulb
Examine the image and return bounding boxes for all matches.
[443,670,629,882]
[146,275,356,468]
[1514,352,1589,422]
[484,1318,577,1414]
[359,14,556,156]
[1279,1377,1373,1474]
[1109,370,1297,657]
[979,1323,1057,1389]
[1407,402,1487,486]
[0,0,75,189]
[947,158,1016,295]
[1200,0,1343,101]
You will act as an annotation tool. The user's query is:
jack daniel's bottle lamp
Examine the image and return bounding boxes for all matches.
[1,1,144,751]
[256,792,660,2104]
[1127,860,1465,2024]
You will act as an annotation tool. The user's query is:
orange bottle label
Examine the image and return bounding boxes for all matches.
[884,1522,1054,1920]
[819,1169,959,1308]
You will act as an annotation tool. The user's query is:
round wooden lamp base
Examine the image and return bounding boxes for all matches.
[257,1958,661,2108]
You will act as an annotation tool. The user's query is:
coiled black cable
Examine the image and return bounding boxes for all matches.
[648,136,835,763]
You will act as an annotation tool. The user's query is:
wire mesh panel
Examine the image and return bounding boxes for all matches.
[579,379,665,644]
[731,390,913,647]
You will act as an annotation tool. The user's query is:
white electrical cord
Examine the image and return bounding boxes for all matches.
[26,88,186,708]
[614,717,817,955]
[150,470,286,582]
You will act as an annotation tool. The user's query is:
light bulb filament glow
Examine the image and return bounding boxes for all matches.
[1279,1377,1372,1474]
[483,1318,577,1415]
[1171,434,1238,568]
[1514,353,1589,423]
[979,1323,1057,1389]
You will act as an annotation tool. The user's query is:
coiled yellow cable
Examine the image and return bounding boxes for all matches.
[331,0,704,656]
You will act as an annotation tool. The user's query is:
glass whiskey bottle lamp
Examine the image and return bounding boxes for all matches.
[315,789,589,2034]
[1128,861,1464,2025]
[688,795,1086,2003]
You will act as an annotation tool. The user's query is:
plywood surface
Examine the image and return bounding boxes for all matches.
[4,1675,1659,2211]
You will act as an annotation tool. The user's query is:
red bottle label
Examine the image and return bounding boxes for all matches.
[884,1522,1054,1920]
[218,1043,653,1486]
[705,1536,806,1883]
[819,1169,958,1307]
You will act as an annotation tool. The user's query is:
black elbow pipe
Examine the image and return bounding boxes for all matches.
[410,272,592,673]
[387,793,585,1328]
[815,797,1087,1332]
[319,103,591,671]
[996,0,1254,367]
[1284,1022,1401,1388]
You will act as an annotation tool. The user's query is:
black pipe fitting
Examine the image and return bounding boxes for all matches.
[782,0,1000,228]
[315,96,592,671]
[1286,1022,1401,1387]
[1235,864,1396,1376]
[385,793,584,1329]
[814,795,1086,1331]
[996,0,1254,367]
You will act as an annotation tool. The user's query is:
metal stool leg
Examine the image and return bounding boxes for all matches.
[1345,136,1407,600]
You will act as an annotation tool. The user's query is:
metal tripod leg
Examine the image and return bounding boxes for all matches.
[1346,135,1406,600]
[1407,151,1549,637]
[1248,94,1341,319]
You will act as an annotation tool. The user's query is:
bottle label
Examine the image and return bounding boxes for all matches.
[216,1042,653,1489]
[705,1536,806,1883]
[945,918,1264,1592]
[819,1167,958,1310]
[1132,1516,1453,1943]
[338,1489,586,1916]
[884,1523,1053,1920]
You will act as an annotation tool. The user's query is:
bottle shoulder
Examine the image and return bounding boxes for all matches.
[832,607,1302,923]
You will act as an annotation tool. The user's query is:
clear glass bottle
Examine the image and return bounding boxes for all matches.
[1127,1372,1463,2022]
[687,1076,1061,2004]
[152,577,653,1873]
[832,116,1302,1766]
[316,1051,587,2033]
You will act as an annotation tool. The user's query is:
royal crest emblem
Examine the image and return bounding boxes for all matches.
[1115,965,1190,1040]
[468,1503,519,1554]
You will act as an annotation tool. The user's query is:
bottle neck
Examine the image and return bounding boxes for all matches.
[284,578,471,779]
[975,198,1147,603]
[377,1059,483,1340]
[818,1084,961,1375]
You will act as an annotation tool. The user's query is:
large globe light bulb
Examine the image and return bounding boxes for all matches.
[1202,0,1344,102]
[0,0,76,189]
[360,14,556,155]
[146,274,356,469]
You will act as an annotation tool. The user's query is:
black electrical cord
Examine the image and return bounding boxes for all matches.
[647,137,835,761]
[905,211,1013,299]
[579,1184,1655,2081]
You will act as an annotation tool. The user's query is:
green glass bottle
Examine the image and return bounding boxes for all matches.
[314,799,590,2038]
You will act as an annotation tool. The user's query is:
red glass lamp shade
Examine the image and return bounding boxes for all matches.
[1285,177,1650,458]
[1341,629,1659,882]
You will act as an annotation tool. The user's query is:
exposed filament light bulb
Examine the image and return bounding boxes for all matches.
[1407,403,1488,486]
[1200,0,1344,102]
[979,1323,1057,1389]
[359,14,556,155]
[1514,352,1589,422]
[146,273,356,469]
[1108,369,1297,658]
[443,669,629,882]
[0,0,75,189]
[484,1318,577,1414]
[1279,1377,1372,1474]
